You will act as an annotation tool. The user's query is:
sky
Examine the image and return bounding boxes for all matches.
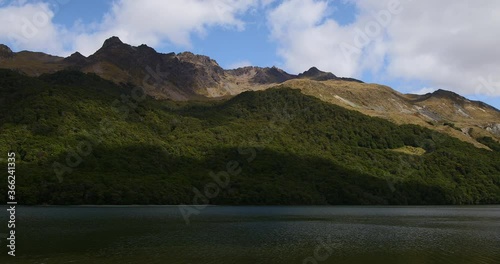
[0,0,499,109]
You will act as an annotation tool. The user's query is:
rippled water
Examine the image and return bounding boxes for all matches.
[1,206,499,263]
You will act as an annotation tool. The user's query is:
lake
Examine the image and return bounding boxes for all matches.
[0,206,499,263]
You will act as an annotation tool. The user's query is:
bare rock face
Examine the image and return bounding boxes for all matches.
[228,66,295,84]
[252,66,296,84]
[82,38,230,98]
[296,67,363,83]
[298,67,337,81]
[486,123,500,136]
[90,36,158,70]
[174,52,226,92]
[0,44,13,59]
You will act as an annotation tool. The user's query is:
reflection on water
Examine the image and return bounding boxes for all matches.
[0,206,499,264]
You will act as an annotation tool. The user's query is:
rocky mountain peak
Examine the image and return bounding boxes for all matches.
[430,89,467,102]
[136,44,157,53]
[298,67,337,81]
[89,36,143,70]
[102,36,124,48]
[69,52,85,59]
[63,52,87,65]
[255,66,295,84]
[303,67,322,75]
[0,44,14,58]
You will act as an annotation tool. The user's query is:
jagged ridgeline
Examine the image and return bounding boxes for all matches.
[0,69,499,205]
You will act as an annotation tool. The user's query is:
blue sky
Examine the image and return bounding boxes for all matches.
[0,0,499,109]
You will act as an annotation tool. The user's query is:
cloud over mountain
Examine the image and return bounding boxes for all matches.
[268,0,500,97]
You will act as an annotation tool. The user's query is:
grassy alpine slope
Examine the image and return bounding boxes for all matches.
[0,69,499,205]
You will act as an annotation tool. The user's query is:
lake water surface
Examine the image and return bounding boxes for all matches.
[1,206,499,264]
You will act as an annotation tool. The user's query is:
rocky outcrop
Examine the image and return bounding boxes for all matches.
[298,67,337,81]
[0,44,13,59]
[486,123,500,136]
[297,67,363,83]
[174,52,226,92]
[63,52,88,65]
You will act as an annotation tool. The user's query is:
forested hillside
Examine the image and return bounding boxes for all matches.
[0,69,499,205]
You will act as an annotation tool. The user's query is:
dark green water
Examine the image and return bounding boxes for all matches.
[0,206,499,263]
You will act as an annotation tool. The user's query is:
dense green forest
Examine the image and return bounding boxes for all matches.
[0,69,499,205]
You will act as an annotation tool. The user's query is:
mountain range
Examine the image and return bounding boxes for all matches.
[1,37,499,149]
[1,37,500,204]
[0,36,362,99]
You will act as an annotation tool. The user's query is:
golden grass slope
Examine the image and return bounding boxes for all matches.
[276,79,500,149]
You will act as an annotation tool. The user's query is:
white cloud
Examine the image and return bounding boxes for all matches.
[267,0,374,76]
[0,0,260,56]
[267,0,354,74]
[267,0,500,97]
[382,0,500,97]
[74,0,258,54]
[0,1,70,55]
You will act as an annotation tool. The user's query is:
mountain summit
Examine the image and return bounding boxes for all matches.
[101,36,124,48]
[0,36,359,100]
[298,67,337,81]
